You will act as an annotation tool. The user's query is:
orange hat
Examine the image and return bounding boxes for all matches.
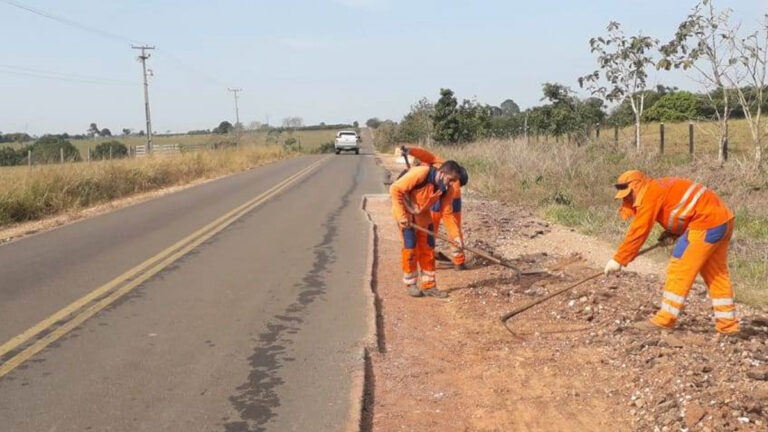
[614,170,648,199]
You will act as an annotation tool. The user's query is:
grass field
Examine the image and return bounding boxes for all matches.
[0,145,294,226]
[3,129,337,156]
[593,118,765,158]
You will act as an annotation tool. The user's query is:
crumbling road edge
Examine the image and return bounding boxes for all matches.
[345,194,386,432]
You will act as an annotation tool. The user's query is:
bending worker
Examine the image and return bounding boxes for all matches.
[402,146,469,270]
[390,160,464,298]
[604,170,738,334]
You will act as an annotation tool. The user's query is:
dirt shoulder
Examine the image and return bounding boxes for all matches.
[364,152,768,431]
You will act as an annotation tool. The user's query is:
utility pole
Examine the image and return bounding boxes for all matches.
[132,45,155,153]
[227,88,242,127]
[228,88,242,147]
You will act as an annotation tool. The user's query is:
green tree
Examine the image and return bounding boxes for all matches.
[432,88,459,144]
[580,21,658,150]
[397,97,435,145]
[643,91,702,121]
[92,140,128,160]
[500,99,521,116]
[213,121,234,134]
[87,123,100,138]
[0,146,29,166]
[31,135,80,163]
[365,117,382,128]
[659,0,737,162]
[100,128,112,137]
[456,99,492,143]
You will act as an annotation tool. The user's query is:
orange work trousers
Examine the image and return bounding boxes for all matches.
[430,198,465,266]
[400,212,436,290]
[652,220,738,333]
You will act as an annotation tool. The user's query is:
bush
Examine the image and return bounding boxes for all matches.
[0,146,29,166]
[92,140,128,160]
[643,91,701,122]
[30,135,80,163]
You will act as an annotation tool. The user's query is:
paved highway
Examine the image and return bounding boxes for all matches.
[0,138,383,431]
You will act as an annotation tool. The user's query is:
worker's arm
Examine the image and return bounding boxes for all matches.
[407,147,443,165]
[390,167,428,223]
[613,201,658,266]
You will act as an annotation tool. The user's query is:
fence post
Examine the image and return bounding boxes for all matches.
[614,125,619,148]
[596,123,600,140]
[109,146,113,160]
[60,148,64,164]
[28,149,32,167]
[87,147,90,162]
[724,122,729,161]
[659,122,665,155]
[689,122,694,156]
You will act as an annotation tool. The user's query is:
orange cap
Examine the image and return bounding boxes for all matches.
[614,170,647,199]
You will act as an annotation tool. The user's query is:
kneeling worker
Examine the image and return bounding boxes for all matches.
[390,160,464,298]
[604,170,738,334]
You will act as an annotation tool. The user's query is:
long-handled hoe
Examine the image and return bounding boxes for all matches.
[409,224,547,277]
[499,242,662,331]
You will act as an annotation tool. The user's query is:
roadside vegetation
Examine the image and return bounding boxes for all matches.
[0,145,295,227]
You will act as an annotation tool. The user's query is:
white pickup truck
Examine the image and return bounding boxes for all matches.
[334,130,360,155]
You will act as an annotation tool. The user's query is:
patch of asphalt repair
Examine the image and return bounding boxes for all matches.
[224,159,363,432]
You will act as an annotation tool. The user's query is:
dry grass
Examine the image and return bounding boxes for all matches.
[5,129,337,155]
[594,118,766,157]
[436,138,768,308]
[0,146,292,226]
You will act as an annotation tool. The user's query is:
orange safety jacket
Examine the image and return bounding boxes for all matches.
[391,165,456,222]
[614,177,733,266]
[407,146,462,213]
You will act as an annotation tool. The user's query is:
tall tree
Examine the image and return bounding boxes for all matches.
[579,21,659,151]
[87,122,100,138]
[398,97,435,146]
[580,21,657,151]
[726,15,768,169]
[432,88,459,144]
[659,0,737,162]
[500,99,521,116]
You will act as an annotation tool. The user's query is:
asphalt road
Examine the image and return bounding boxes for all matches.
[0,138,384,431]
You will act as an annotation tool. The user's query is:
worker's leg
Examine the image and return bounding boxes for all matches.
[652,227,718,328]
[699,221,738,333]
[415,213,437,290]
[400,225,418,293]
[444,204,465,266]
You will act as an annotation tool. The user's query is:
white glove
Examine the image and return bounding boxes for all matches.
[604,259,622,276]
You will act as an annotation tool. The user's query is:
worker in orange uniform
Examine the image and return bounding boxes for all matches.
[390,160,464,298]
[604,170,738,334]
[402,146,469,270]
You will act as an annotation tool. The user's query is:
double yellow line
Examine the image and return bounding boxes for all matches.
[0,156,329,378]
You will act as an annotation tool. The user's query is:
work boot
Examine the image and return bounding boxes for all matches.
[631,319,670,332]
[454,263,467,271]
[422,288,448,299]
[406,285,423,297]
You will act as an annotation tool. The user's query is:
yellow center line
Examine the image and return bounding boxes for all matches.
[0,156,329,378]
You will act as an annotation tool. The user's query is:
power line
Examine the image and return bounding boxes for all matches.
[0,0,144,45]
[1,0,234,88]
[0,68,133,86]
[0,64,134,85]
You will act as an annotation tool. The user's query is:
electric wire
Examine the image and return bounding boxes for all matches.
[0,64,134,85]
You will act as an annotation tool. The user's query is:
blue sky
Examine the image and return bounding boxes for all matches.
[0,0,765,135]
